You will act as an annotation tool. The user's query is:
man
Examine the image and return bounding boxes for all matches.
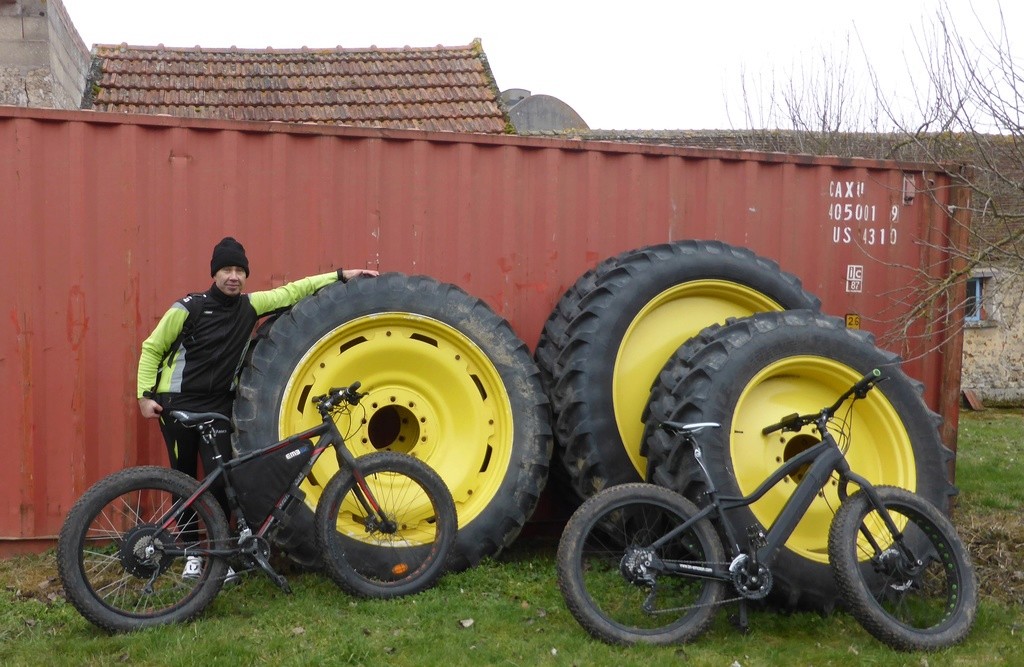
[137,236,377,579]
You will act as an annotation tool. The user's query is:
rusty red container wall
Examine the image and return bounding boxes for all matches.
[0,108,967,552]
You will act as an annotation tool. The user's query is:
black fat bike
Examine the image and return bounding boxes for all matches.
[57,382,457,633]
[556,370,977,652]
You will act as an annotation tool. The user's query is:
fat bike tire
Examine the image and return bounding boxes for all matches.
[56,466,230,633]
[556,483,726,645]
[315,452,457,598]
[828,486,978,651]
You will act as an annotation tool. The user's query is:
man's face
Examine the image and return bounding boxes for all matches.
[214,266,247,295]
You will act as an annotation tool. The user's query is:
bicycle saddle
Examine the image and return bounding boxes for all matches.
[660,421,721,435]
[170,410,231,427]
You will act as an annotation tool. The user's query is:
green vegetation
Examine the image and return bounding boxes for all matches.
[954,408,1024,509]
[2,409,1022,667]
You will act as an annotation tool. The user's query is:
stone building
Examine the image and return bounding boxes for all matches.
[0,0,89,108]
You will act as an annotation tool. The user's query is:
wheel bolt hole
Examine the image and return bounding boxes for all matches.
[366,404,420,455]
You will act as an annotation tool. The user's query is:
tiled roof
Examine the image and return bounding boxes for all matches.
[86,40,508,134]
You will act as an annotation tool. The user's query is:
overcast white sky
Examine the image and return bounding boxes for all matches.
[61,0,1021,130]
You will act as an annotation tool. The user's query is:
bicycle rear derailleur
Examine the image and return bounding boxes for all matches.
[619,546,660,586]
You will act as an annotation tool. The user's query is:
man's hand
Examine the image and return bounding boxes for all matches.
[342,268,379,281]
[138,397,163,419]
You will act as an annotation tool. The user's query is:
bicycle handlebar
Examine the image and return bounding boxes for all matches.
[836,368,883,405]
[312,381,366,410]
[760,412,802,435]
[761,369,884,436]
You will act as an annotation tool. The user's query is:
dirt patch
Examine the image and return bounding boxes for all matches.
[1,552,63,606]
[957,507,1024,605]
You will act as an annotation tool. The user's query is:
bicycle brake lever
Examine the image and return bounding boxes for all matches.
[854,372,888,398]
[344,381,364,404]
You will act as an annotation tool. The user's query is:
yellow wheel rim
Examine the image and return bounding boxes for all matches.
[277,313,513,543]
[612,280,785,478]
[733,356,916,563]
[332,462,442,548]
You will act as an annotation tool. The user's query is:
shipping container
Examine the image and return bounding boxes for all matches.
[0,106,969,554]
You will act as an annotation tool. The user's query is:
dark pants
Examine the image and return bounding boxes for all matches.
[159,413,234,542]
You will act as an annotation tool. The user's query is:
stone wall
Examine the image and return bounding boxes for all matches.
[961,269,1024,405]
[0,0,89,108]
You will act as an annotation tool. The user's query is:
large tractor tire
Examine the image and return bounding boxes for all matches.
[233,273,552,571]
[534,254,621,392]
[534,255,624,510]
[643,309,956,611]
[547,240,820,501]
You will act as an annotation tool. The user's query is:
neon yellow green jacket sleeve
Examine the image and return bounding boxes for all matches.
[137,304,189,398]
[249,272,339,315]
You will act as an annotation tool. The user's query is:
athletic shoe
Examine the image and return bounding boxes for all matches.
[183,555,240,584]
[182,555,202,579]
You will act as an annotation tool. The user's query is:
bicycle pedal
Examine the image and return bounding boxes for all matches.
[255,560,292,593]
[746,525,767,549]
[269,573,292,594]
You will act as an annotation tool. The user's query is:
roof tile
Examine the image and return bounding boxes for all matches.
[86,41,507,133]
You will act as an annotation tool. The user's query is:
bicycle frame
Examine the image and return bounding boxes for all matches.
[651,419,885,579]
[152,405,379,560]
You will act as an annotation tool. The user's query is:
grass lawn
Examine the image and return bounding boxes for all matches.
[2,409,1022,667]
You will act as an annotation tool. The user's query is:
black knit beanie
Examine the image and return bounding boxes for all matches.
[210,237,249,277]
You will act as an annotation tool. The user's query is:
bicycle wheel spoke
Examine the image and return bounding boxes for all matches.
[58,468,231,632]
[315,452,457,598]
[585,504,710,624]
[829,486,977,651]
[557,484,726,645]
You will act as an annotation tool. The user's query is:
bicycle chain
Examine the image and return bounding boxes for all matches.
[641,560,749,615]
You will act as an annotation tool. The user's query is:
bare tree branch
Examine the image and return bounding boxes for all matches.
[737,0,1024,363]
